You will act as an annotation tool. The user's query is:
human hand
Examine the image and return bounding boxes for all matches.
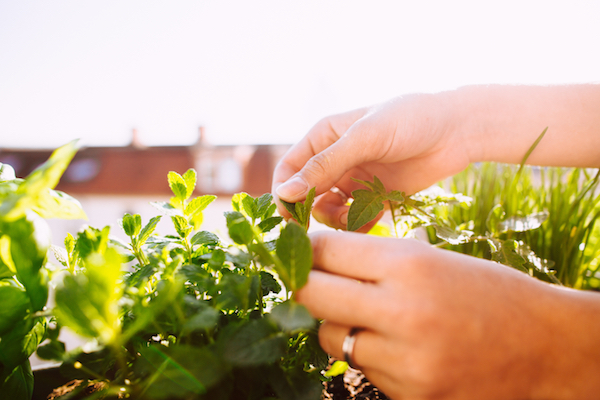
[298,230,600,399]
[272,94,471,230]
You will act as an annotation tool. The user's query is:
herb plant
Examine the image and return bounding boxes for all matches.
[0,141,86,400]
[1,142,328,399]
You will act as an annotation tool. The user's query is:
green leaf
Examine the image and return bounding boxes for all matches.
[168,171,188,202]
[171,215,191,239]
[275,222,312,292]
[0,317,45,370]
[351,176,386,195]
[135,345,227,399]
[347,189,385,231]
[31,189,87,220]
[0,361,33,400]
[433,224,474,245]
[256,193,274,218]
[75,225,110,259]
[269,300,315,332]
[182,306,220,334]
[225,211,254,246]
[213,273,259,311]
[324,360,349,377]
[385,190,405,203]
[486,204,506,235]
[0,283,29,337]
[185,195,216,219]
[122,213,141,237]
[231,192,249,213]
[242,194,258,219]
[0,141,79,221]
[3,214,50,311]
[498,211,548,233]
[150,201,184,217]
[264,203,277,219]
[488,239,528,272]
[36,339,66,361]
[279,187,315,231]
[260,270,281,295]
[182,169,197,199]
[223,319,286,366]
[280,199,298,220]
[191,231,220,246]
[54,247,123,343]
[138,215,162,246]
[258,216,284,233]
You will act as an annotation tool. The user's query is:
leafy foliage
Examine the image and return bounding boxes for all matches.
[0,141,87,399]
[1,144,326,399]
[279,187,315,231]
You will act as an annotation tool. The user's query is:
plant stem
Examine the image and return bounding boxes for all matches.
[389,200,399,238]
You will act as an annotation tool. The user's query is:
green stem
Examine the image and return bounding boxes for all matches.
[389,201,399,238]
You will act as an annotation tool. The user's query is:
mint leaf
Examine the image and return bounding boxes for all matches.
[279,187,315,231]
[225,211,253,246]
[168,171,188,203]
[182,169,197,199]
[185,195,216,219]
[269,300,315,332]
[275,222,312,292]
[347,189,385,231]
[138,216,162,246]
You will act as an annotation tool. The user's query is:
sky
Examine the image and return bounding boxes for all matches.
[1,1,599,149]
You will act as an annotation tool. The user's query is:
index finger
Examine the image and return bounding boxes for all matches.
[271,108,367,214]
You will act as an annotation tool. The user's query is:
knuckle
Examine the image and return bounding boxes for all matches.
[303,153,334,179]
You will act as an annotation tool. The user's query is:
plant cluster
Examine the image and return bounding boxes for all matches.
[1,142,328,399]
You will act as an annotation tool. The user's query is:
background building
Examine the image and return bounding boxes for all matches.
[0,128,291,245]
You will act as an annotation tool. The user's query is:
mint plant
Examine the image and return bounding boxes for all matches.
[0,141,86,399]
[29,164,327,399]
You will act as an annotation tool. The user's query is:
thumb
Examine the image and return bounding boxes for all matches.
[275,125,375,202]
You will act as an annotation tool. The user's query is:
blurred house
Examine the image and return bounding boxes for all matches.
[0,128,291,244]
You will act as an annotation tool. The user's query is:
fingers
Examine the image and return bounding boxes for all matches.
[319,320,407,396]
[319,321,392,369]
[272,108,375,205]
[309,230,424,281]
[296,270,382,328]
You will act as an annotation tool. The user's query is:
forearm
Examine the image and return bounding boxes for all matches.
[448,84,600,168]
[533,286,600,399]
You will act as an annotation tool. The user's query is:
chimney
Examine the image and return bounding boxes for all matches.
[130,128,146,149]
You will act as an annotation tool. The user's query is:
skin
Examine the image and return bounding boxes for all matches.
[271,84,600,399]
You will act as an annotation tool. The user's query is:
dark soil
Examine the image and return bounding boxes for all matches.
[322,366,390,400]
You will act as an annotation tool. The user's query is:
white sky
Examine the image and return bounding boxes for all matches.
[1,1,599,149]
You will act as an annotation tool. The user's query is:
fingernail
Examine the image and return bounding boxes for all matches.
[339,211,348,227]
[276,176,309,200]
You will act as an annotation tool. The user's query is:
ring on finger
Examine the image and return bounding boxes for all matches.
[342,327,362,369]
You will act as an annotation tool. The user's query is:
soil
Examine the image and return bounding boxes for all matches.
[38,365,390,400]
[322,367,390,400]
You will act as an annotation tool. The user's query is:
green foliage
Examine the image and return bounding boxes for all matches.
[0,142,87,399]
[0,155,326,399]
[279,187,315,231]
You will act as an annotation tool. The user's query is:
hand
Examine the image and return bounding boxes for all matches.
[272,94,472,230]
[297,230,600,399]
